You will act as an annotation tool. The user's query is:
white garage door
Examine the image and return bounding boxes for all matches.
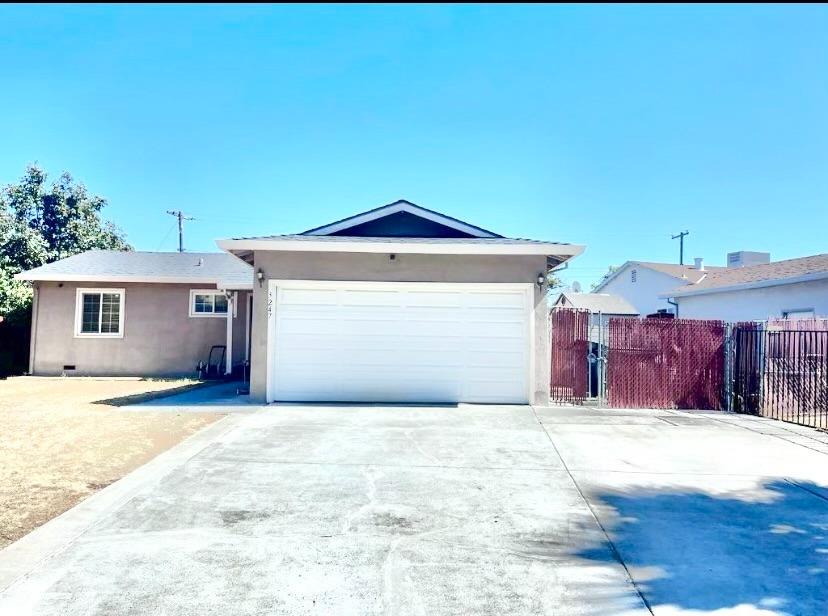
[268,281,532,404]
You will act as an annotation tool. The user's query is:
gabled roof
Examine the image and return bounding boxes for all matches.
[553,292,639,315]
[593,260,725,291]
[16,250,253,289]
[301,200,502,238]
[218,200,585,265]
[664,253,828,298]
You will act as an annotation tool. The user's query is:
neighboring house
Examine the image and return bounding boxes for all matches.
[18,251,253,378]
[552,291,639,317]
[552,291,639,340]
[592,259,725,316]
[663,253,828,321]
[19,200,584,405]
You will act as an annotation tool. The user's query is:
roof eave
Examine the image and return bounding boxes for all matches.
[216,238,585,259]
[661,270,828,299]
[15,272,237,285]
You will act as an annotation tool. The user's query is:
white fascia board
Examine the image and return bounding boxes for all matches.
[660,271,828,299]
[14,272,226,285]
[303,202,499,238]
[216,238,585,257]
[217,279,253,290]
[593,261,691,292]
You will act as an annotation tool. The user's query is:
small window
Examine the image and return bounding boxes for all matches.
[631,269,637,283]
[75,289,125,338]
[190,290,229,317]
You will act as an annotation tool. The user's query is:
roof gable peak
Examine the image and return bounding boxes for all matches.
[301,200,502,238]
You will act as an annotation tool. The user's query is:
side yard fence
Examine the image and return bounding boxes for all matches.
[550,309,828,430]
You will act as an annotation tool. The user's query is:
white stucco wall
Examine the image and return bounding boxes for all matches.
[597,265,684,316]
[675,278,828,321]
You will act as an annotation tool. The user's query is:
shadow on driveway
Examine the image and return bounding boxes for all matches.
[578,479,828,614]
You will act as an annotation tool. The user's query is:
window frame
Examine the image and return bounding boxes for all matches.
[189,289,230,318]
[74,288,126,338]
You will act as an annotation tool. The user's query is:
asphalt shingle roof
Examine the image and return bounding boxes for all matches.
[555,292,639,315]
[633,261,726,284]
[669,253,828,295]
[228,234,567,246]
[17,250,252,286]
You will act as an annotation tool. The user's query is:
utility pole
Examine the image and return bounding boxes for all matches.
[166,210,194,253]
[671,230,689,265]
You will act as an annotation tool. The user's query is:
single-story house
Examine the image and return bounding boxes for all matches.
[592,259,725,316]
[18,251,253,378]
[662,253,828,321]
[18,200,584,404]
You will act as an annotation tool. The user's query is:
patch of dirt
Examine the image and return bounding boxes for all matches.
[0,377,221,549]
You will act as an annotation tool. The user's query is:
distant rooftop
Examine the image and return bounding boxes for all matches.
[666,253,828,297]
[632,261,726,284]
[553,292,639,315]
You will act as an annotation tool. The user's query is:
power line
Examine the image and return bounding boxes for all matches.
[155,221,177,251]
[166,210,195,253]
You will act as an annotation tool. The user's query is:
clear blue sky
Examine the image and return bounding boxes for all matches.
[1,4,826,288]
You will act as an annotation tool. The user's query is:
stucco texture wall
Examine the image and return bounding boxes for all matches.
[676,279,828,321]
[30,282,248,377]
[599,266,683,316]
[249,251,550,404]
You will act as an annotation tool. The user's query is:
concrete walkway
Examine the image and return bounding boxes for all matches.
[0,404,826,615]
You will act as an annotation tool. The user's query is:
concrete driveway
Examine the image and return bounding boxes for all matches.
[0,403,826,615]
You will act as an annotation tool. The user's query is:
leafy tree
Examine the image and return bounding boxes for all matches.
[591,264,619,291]
[546,271,564,291]
[0,164,130,323]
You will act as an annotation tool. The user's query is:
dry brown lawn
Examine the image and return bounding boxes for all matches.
[0,377,221,549]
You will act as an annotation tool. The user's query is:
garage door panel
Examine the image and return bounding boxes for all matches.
[271,283,530,403]
[278,288,339,305]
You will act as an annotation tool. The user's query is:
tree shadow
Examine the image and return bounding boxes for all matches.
[577,479,828,614]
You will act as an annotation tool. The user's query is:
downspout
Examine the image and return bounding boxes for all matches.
[667,297,679,318]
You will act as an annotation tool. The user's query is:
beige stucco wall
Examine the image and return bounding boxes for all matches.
[30,282,248,377]
[249,251,550,404]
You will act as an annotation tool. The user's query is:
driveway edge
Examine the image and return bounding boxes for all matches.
[0,413,244,593]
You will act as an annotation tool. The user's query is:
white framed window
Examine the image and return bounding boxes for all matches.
[74,288,125,338]
[189,289,229,317]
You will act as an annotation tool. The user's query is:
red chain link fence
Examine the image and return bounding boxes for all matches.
[549,309,589,404]
[606,317,726,410]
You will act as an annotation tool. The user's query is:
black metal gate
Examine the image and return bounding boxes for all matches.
[731,322,828,430]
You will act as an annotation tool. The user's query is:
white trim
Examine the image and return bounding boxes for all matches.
[189,289,230,318]
[245,293,252,362]
[74,288,125,339]
[662,271,828,299]
[218,278,253,291]
[303,202,499,238]
[14,272,245,284]
[265,280,534,404]
[217,238,584,257]
[269,280,534,292]
[265,285,276,403]
[225,294,234,375]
